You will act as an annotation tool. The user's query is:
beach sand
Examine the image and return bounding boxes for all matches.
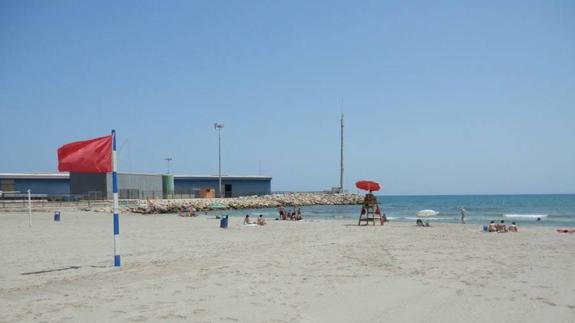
[1,210,574,322]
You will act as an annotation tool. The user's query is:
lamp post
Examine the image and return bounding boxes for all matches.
[214,123,224,197]
[164,157,173,174]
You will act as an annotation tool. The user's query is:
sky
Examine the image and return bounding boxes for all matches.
[1,0,574,194]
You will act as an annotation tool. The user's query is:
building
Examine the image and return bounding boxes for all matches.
[70,172,165,199]
[175,175,272,197]
[0,173,272,199]
[0,173,70,196]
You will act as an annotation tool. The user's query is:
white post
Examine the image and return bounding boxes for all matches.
[27,189,32,227]
[112,130,121,267]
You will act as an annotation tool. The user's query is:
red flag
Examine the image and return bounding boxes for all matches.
[57,135,113,173]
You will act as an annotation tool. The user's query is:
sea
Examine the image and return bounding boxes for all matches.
[213,194,575,227]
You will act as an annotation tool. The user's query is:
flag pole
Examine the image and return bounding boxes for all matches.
[112,129,121,267]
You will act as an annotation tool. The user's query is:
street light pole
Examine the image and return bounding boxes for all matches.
[164,157,173,174]
[214,123,224,197]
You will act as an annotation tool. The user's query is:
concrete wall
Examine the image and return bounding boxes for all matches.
[105,173,163,199]
[174,178,271,197]
[14,179,70,195]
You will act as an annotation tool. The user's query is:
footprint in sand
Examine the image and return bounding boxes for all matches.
[158,313,187,319]
[128,315,148,322]
[542,300,557,306]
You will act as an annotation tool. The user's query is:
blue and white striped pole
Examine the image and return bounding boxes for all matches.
[112,129,121,267]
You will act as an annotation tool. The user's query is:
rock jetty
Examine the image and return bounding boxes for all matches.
[130,193,363,214]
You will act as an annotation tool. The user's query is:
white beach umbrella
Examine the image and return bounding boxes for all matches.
[416,209,439,217]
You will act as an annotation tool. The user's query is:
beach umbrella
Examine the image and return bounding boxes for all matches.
[355,180,381,192]
[416,209,439,217]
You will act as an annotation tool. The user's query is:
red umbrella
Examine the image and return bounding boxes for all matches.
[355,180,381,192]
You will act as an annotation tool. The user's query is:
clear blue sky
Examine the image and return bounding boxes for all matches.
[1,0,574,194]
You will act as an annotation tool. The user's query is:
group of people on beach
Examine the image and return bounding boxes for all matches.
[487,220,518,233]
[278,207,303,221]
[179,206,197,217]
[244,214,267,226]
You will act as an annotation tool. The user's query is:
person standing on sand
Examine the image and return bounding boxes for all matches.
[459,207,466,224]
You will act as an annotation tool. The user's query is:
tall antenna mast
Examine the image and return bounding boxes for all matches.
[340,113,344,192]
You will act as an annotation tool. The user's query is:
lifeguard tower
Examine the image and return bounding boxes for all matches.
[358,193,383,225]
[355,180,384,226]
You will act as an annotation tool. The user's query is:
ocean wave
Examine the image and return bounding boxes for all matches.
[503,214,548,219]
[405,217,441,221]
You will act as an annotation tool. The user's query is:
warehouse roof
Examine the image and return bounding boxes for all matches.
[175,175,272,181]
[0,173,70,179]
[0,173,271,180]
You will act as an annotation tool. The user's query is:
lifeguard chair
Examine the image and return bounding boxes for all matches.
[355,180,384,226]
[358,193,383,226]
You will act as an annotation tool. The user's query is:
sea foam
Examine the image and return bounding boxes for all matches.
[504,214,548,219]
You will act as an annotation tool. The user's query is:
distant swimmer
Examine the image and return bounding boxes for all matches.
[459,207,467,224]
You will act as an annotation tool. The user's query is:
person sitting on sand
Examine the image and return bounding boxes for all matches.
[380,212,387,225]
[488,220,497,232]
[188,206,196,217]
[497,220,508,233]
[416,219,431,227]
[509,222,518,232]
[244,215,252,225]
[256,214,266,226]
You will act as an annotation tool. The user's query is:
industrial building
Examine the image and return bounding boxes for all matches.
[0,173,272,199]
[70,173,169,199]
[0,173,70,196]
[175,175,272,197]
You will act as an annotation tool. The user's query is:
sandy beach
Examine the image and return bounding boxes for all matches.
[1,210,574,323]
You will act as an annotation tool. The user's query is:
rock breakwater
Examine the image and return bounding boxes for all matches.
[130,193,363,214]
